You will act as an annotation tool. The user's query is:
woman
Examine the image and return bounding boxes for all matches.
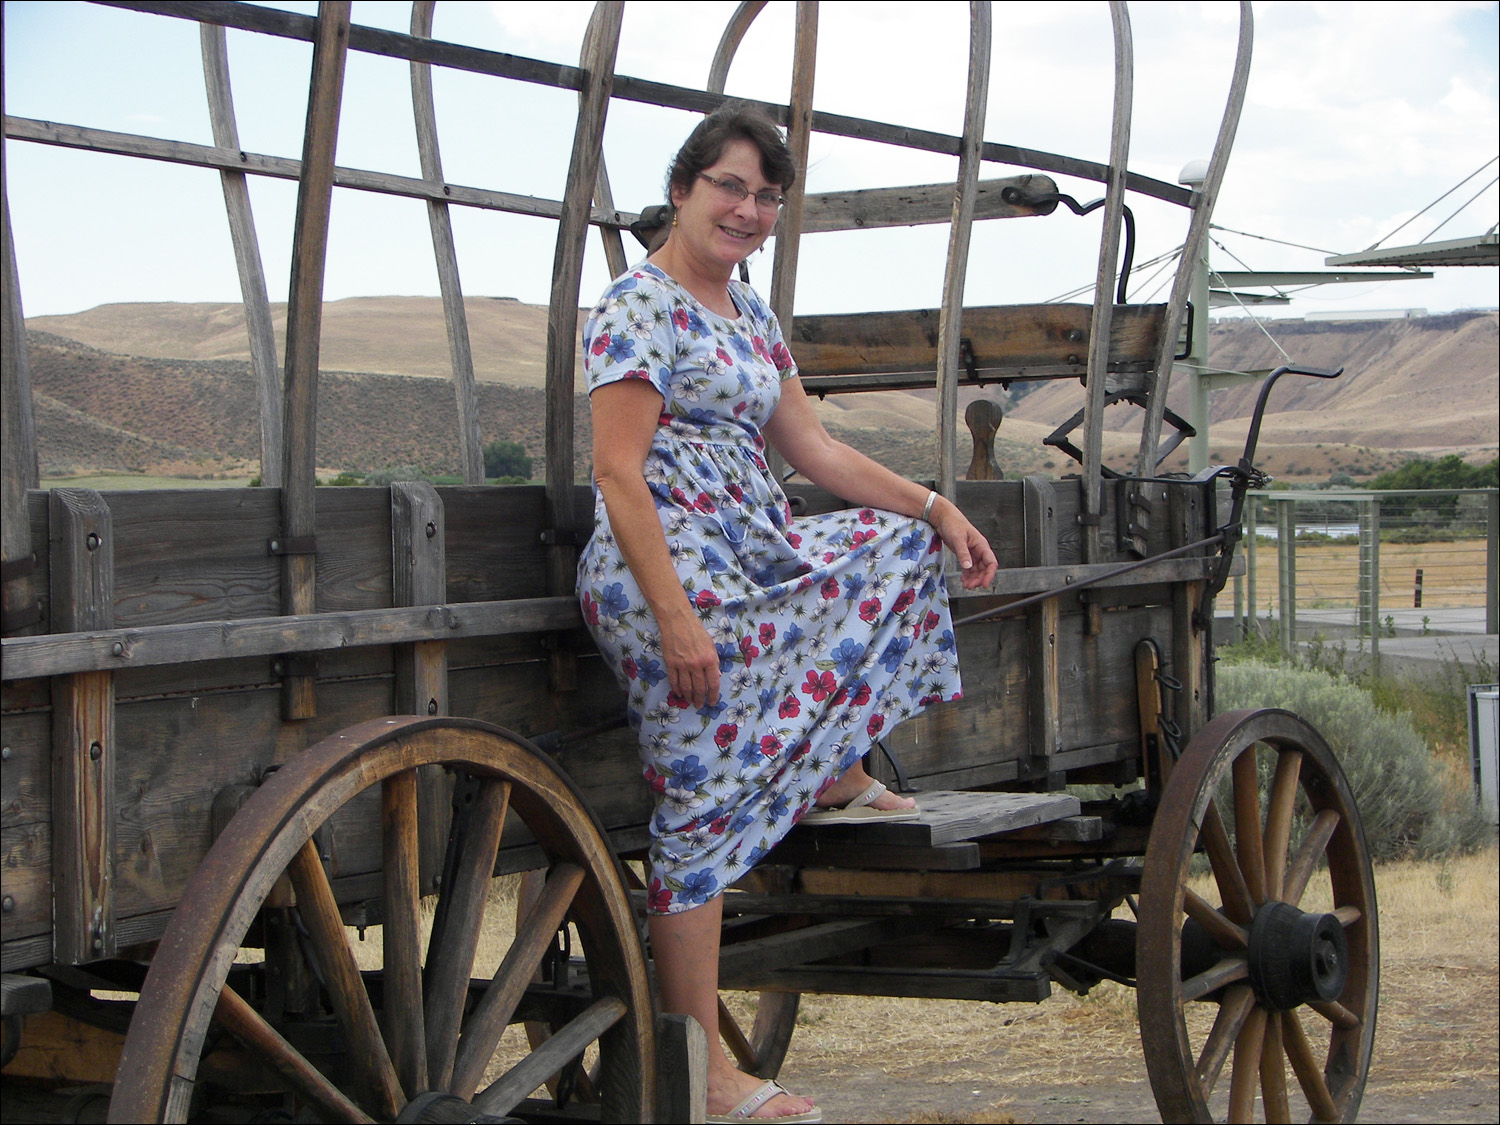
[578,105,998,1122]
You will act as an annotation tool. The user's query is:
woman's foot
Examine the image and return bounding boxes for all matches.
[707,1068,817,1121]
[814,762,915,813]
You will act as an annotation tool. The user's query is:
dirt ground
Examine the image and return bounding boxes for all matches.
[756,850,1499,1124]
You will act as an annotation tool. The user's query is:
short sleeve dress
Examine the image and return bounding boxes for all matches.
[578,262,962,915]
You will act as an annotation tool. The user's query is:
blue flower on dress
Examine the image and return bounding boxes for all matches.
[680,869,719,905]
[831,638,866,677]
[766,792,791,821]
[880,635,912,673]
[670,755,709,789]
[702,546,729,574]
[604,334,637,363]
[782,623,804,650]
[758,687,778,713]
[637,657,666,687]
[738,738,764,767]
[842,573,866,601]
[599,582,630,617]
[899,529,925,560]
[938,629,956,653]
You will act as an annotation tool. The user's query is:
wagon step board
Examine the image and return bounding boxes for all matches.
[787,789,1081,847]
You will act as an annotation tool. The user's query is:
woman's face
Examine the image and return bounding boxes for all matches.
[669,138,781,271]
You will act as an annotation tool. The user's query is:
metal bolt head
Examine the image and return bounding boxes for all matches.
[92,936,104,951]
[89,741,103,762]
[2,895,13,913]
[86,532,101,551]
[425,521,437,539]
[1,746,9,761]
[112,641,124,656]
[428,699,439,715]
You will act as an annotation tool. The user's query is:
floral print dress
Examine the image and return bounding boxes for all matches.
[578,262,962,915]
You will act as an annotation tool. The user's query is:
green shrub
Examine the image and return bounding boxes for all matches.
[364,465,431,486]
[1216,661,1491,860]
[483,440,532,481]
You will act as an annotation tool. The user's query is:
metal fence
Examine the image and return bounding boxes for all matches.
[1230,489,1499,661]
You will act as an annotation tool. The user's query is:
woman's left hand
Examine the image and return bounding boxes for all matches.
[931,499,998,590]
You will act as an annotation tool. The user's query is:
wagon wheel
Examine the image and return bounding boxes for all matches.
[1138,709,1378,1123]
[109,716,655,1123]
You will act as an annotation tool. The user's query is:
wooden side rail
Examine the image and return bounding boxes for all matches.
[793,303,1167,395]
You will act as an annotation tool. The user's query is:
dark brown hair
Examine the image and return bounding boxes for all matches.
[665,103,797,203]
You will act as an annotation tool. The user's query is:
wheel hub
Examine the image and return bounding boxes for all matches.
[1246,901,1349,1011]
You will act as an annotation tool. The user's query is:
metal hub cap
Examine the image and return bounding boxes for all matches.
[1246,901,1349,1011]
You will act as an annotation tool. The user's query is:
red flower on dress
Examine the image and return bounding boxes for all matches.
[622,657,638,680]
[672,307,689,331]
[590,333,610,356]
[582,592,599,626]
[666,689,691,709]
[714,722,739,748]
[858,509,876,524]
[695,589,721,610]
[820,576,840,600]
[866,713,886,738]
[759,735,781,758]
[778,695,800,718]
[787,532,802,548]
[648,879,673,912]
[924,611,941,634]
[759,623,776,646]
[739,636,760,665]
[801,670,836,701]
[852,530,876,547]
[716,346,735,367]
[859,597,882,623]
[851,683,872,706]
[893,589,917,613]
[694,492,717,513]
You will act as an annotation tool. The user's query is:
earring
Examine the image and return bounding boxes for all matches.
[672,212,678,228]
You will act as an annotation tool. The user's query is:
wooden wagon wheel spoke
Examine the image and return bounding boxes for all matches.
[1201,800,1255,925]
[380,768,427,1095]
[1195,984,1255,1094]
[213,984,373,1124]
[1283,808,1340,907]
[1227,1005,1266,1122]
[451,861,586,1100]
[1138,709,1379,1123]
[1259,1007,1291,1123]
[287,838,405,1118]
[109,717,655,1124]
[424,776,512,1089]
[1261,750,1303,902]
[1231,750,1268,906]
[1281,1009,1342,1120]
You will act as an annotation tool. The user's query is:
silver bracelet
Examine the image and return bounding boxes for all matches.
[921,489,938,522]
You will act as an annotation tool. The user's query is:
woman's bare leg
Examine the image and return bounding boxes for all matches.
[649,897,815,1119]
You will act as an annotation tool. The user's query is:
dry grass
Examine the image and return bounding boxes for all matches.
[325,850,1498,1121]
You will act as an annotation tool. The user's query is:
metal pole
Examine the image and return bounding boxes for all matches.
[1487,489,1499,635]
[1246,493,1258,638]
[1277,498,1295,659]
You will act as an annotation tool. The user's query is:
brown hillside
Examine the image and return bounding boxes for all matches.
[1008,311,1499,459]
[24,303,1497,484]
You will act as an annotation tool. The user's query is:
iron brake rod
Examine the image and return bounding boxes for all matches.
[953,533,1227,628]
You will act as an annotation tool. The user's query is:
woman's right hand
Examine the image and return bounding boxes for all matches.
[658,609,721,710]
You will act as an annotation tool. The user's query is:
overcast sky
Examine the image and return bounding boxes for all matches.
[4,0,1497,322]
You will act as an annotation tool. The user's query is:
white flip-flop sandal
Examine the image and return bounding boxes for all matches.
[706,1079,823,1123]
[800,779,920,825]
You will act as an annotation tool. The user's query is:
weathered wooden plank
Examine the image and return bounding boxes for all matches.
[1136,2,1253,472]
[1,712,50,829]
[934,1,992,500]
[800,175,1058,234]
[763,837,980,871]
[201,23,283,487]
[1078,2,1136,557]
[278,1,351,720]
[0,598,581,682]
[3,114,631,228]
[655,1013,708,1125]
[1024,478,1061,779]
[791,303,1166,385]
[410,2,484,486]
[767,0,816,331]
[724,965,1049,1003]
[0,821,50,942]
[2,140,40,642]
[798,790,1078,848]
[48,489,115,964]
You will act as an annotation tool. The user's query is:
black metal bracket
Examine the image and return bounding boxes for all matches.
[268,535,318,556]
[1043,390,1196,479]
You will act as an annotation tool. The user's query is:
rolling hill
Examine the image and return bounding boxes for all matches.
[22,299,1497,483]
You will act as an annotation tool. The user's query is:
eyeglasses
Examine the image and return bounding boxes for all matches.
[697,173,785,211]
